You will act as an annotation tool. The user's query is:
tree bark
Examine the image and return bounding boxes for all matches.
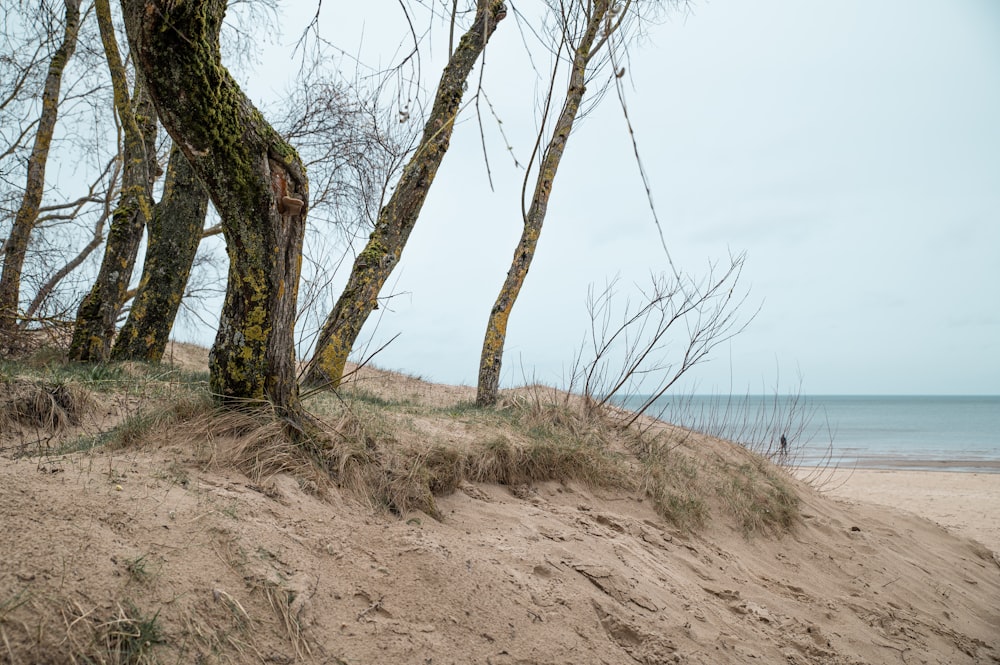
[0,0,82,341]
[111,143,209,362]
[120,0,308,414]
[69,0,157,362]
[476,1,610,406]
[302,0,508,390]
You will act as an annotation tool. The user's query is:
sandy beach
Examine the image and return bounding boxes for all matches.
[797,467,1000,552]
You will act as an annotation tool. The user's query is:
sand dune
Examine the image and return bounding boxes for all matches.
[1,353,997,663]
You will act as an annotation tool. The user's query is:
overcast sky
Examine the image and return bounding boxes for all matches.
[208,0,1000,396]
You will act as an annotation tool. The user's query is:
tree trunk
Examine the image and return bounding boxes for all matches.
[476,1,609,407]
[120,0,308,414]
[69,0,157,362]
[302,0,508,390]
[111,143,210,362]
[0,0,82,342]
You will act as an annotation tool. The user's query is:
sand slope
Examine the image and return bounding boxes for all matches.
[1,452,997,663]
[1,352,998,663]
[812,469,1000,554]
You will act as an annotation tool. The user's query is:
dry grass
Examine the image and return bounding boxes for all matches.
[311,393,632,518]
[717,459,799,536]
[257,579,311,661]
[626,421,800,535]
[167,401,332,495]
[0,378,93,432]
[2,344,800,536]
[637,442,709,531]
[0,596,164,665]
[93,602,164,665]
[94,372,800,534]
[2,340,210,458]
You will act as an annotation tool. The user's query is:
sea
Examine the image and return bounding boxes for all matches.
[613,394,1000,473]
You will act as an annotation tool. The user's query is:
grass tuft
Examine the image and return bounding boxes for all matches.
[299,387,635,519]
[718,460,799,536]
[628,427,799,535]
[178,403,331,492]
[635,439,708,530]
[98,602,163,665]
[123,554,157,585]
[50,392,215,455]
[1,379,92,432]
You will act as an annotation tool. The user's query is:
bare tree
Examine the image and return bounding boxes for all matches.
[0,3,60,188]
[274,64,409,240]
[20,155,122,325]
[120,0,309,416]
[477,0,639,406]
[68,0,157,361]
[269,63,414,364]
[0,0,84,340]
[0,2,133,341]
[302,0,509,390]
[112,51,409,364]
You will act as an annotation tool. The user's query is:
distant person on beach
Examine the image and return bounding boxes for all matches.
[780,434,788,454]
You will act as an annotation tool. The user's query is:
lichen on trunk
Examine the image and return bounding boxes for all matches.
[302,0,508,390]
[120,0,308,416]
[69,0,157,362]
[476,0,612,407]
[110,143,209,363]
[0,0,83,342]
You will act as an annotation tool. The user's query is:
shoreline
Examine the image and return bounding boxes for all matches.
[793,467,1000,553]
[795,457,1000,473]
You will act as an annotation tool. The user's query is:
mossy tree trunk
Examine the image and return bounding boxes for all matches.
[302,0,508,390]
[0,0,82,339]
[120,0,308,414]
[68,0,157,362]
[111,143,209,362]
[476,0,613,407]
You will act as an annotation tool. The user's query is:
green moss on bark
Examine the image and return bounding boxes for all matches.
[304,0,507,389]
[70,0,157,362]
[0,0,83,336]
[111,144,209,362]
[121,0,308,415]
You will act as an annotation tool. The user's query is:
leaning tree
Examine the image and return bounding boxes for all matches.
[110,142,210,363]
[302,0,508,389]
[68,0,157,362]
[0,0,83,339]
[477,0,651,406]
